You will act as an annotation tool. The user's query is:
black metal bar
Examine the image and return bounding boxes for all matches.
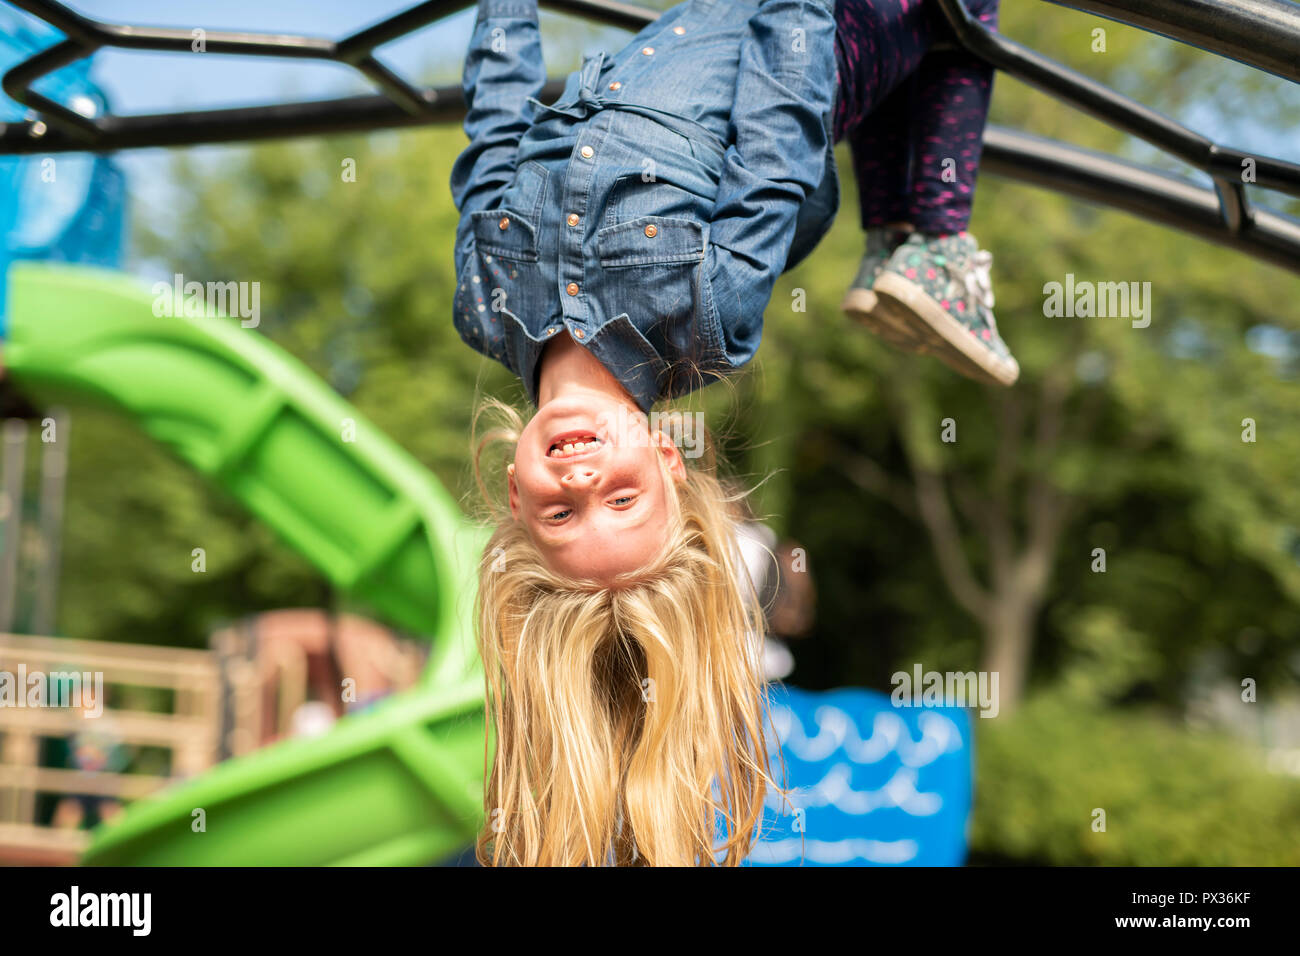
[934,0,1300,202]
[351,54,439,115]
[336,0,457,57]
[12,0,338,57]
[6,0,98,45]
[0,37,99,141]
[94,26,335,58]
[981,127,1300,276]
[1212,175,1248,233]
[0,79,569,152]
[1046,0,1300,84]
[1203,145,1298,198]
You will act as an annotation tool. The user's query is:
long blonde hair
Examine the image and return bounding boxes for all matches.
[470,397,779,866]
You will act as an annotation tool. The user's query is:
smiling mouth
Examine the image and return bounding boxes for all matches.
[547,433,603,459]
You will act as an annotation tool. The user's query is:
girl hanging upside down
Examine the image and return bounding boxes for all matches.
[449,0,1008,866]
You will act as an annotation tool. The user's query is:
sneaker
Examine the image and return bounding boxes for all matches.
[841,226,920,349]
[871,231,1019,386]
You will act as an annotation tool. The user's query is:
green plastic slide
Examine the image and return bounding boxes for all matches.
[2,262,490,865]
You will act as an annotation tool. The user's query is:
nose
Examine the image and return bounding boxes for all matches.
[561,467,599,489]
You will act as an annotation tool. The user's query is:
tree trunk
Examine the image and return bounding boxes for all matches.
[980,594,1037,715]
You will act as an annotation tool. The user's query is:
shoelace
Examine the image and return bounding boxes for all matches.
[946,245,998,334]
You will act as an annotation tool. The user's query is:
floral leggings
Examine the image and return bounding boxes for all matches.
[830,0,1000,236]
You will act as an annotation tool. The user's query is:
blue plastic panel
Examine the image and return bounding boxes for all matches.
[747,684,973,866]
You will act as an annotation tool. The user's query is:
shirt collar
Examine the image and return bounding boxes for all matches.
[505,310,666,415]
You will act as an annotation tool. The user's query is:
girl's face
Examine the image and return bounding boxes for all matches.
[508,391,686,584]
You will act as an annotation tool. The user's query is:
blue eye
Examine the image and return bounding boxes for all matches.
[547,509,572,521]
[612,496,634,506]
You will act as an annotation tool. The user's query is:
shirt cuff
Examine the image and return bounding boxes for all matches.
[475,0,538,22]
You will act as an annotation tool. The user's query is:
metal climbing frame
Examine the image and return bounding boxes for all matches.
[2,0,1299,273]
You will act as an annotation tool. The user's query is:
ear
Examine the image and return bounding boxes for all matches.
[652,430,687,483]
[507,462,521,520]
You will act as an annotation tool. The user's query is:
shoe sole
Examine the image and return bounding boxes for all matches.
[872,272,1020,386]
[841,286,928,352]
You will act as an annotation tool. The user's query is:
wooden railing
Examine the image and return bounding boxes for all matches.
[0,612,424,864]
[0,633,236,865]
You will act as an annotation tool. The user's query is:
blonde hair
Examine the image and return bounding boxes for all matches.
[470,397,780,866]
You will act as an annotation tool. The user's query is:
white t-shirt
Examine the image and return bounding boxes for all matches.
[733,520,794,681]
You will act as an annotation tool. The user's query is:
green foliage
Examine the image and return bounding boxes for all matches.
[971,691,1300,866]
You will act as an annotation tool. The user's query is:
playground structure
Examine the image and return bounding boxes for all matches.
[0,611,429,864]
[0,0,1296,865]
[0,0,1297,273]
[0,633,225,864]
[211,609,429,749]
[1,261,492,865]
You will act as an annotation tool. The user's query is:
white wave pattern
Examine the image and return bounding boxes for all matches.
[748,837,920,865]
[770,764,943,817]
[771,704,963,768]
[753,701,964,863]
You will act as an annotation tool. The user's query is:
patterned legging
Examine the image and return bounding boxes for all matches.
[831,0,1000,235]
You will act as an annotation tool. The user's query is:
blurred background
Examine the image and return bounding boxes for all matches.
[1,0,1299,866]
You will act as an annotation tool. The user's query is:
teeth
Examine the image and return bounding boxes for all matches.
[548,437,601,458]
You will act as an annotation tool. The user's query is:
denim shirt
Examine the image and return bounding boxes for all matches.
[450,0,840,412]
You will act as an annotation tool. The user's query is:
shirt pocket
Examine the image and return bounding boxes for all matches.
[602,172,700,227]
[454,206,541,370]
[596,215,723,367]
[469,157,546,263]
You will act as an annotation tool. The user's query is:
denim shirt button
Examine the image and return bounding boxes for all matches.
[672,26,685,34]
[566,282,579,295]
[608,81,621,91]
[580,145,594,159]
[644,224,657,238]
[498,216,510,230]
[641,46,654,55]
[567,213,580,226]
[574,329,585,339]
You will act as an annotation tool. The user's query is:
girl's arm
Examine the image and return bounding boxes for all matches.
[449,0,547,276]
[703,0,837,366]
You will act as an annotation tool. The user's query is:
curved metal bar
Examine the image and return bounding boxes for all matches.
[933,0,1300,206]
[1045,0,1300,84]
[0,36,98,141]
[981,127,1300,275]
